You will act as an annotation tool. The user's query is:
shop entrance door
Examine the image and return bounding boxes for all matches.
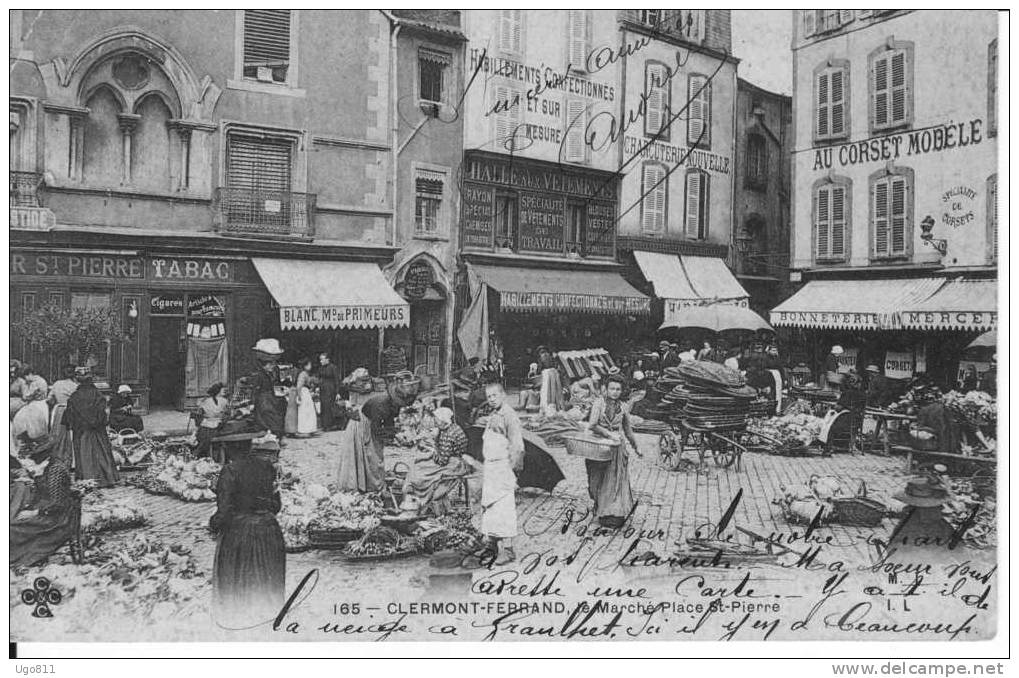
[149,316,184,408]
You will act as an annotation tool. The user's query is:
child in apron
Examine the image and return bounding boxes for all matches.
[474,382,523,566]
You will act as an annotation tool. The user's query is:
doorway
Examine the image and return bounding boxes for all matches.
[149,316,184,408]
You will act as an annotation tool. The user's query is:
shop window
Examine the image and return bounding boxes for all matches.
[987,174,997,263]
[242,10,291,84]
[498,10,522,55]
[644,61,671,140]
[415,171,444,236]
[492,85,522,152]
[687,74,711,149]
[869,41,914,133]
[814,177,850,263]
[869,166,913,260]
[567,10,591,72]
[684,169,709,239]
[814,60,850,143]
[566,202,586,255]
[640,162,667,234]
[419,49,450,105]
[70,291,113,375]
[745,133,767,191]
[494,191,517,249]
[563,99,588,163]
[988,40,998,137]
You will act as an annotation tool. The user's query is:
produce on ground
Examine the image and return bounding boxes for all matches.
[81,492,147,534]
[277,482,383,549]
[942,390,996,428]
[887,383,945,416]
[343,524,416,558]
[394,401,437,453]
[942,479,996,549]
[127,455,220,502]
[415,509,482,553]
[9,534,209,638]
[748,412,826,450]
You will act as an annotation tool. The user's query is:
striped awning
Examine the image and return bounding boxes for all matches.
[634,251,749,303]
[899,279,997,331]
[771,278,946,330]
[253,258,409,330]
[471,263,650,315]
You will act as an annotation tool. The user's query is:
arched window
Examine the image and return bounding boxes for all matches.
[83,86,123,186]
[132,94,173,192]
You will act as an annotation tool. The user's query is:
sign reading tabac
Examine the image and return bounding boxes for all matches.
[151,258,233,282]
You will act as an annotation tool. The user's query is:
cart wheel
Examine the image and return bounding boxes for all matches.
[710,437,738,468]
[658,431,678,468]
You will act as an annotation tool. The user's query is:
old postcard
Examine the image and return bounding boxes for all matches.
[9,8,1002,650]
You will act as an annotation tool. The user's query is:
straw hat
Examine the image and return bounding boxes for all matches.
[252,338,284,355]
[866,364,881,373]
[831,345,844,355]
[117,384,132,394]
[893,476,949,508]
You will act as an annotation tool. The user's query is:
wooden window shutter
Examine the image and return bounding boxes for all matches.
[226,135,292,193]
[645,63,667,136]
[699,172,710,238]
[830,68,846,136]
[565,99,587,162]
[873,52,890,128]
[873,178,890,256]
[568,10,589,70]
[685,170,702,238]
[641,164,666,233]
[500,10,521,53]
[817,70,830,137]
[243,10,291,67]
[890,50,907,124]
[890,177,907,254]
[802,10,816,37]
[831,185,846,258]
[687,75,709,146]
[816,186,829,259]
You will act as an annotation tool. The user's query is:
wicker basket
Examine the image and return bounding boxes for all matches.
[829,480,887,527]
[562,433,616,461]
[307,527,364,548]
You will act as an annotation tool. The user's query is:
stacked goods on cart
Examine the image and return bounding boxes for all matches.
[665,362,757,429]
[748,412,826,455]
[126,455,220,502]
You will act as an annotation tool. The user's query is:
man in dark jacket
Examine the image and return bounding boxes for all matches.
[865,364,893,408]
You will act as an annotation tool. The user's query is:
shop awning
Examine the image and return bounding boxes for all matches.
[770,278,945,330]
[471,263,650,315]
[252,258,409,330]
[633,251,749,303]
[899,279,997,331]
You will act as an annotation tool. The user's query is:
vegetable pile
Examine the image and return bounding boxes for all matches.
[942,390,997,428]
[941,478,996,549]
[81,493,147,535]
[887,383,945,416]
[277,483,383,549]
[748,412,826,452]
[394,401,437,452]
[127,455,220,502]
[416,509,483,554]
[343,525,417,559]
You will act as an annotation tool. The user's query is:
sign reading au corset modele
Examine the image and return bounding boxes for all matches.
[281,305,409,329]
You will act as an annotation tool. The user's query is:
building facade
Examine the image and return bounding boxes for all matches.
[9,10,421,409]
[614,11,753,338]
[733,77,793,319]
[775,10,998,384]
[455,10,651,381]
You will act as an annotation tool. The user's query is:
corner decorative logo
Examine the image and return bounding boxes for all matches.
[20,577,62,618]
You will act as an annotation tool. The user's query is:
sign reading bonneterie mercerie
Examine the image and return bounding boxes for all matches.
[902,311,997,331]
[281,305,409,330]
[771,311,881,329]
[884,351,915,380]
[501,291,649,315]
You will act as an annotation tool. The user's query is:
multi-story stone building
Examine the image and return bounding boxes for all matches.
[733,77,793,319]
[9,9,463,409]
[774,10,999,384]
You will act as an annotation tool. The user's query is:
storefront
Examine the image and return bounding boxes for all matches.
[770,277,996,387]
[251,258,410,382]
[10,248,270,411]
[382,255,453,385]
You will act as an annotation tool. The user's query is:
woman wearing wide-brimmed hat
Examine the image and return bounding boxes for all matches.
[209,441,285,626]
[248,339,285,441]
[885,475,958,559]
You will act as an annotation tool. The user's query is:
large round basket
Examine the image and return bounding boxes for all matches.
[562,433,616,462]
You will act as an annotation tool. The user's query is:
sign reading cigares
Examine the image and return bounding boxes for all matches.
[459,151,618,258]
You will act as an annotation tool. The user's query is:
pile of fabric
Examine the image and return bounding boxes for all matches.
[522,410,585,447]
[9,535,209,638]
[127,455,220,502]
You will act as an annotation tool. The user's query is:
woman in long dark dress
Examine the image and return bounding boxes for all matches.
[64,370,119,487]
[210,444,285,626]
[249,361,284,441]
[317,353,342,431]
[585,374,640,528]
[10,437,81,567]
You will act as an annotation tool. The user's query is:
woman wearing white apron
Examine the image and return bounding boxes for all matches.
[475,382,523,565]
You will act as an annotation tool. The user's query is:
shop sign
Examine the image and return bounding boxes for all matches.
[884,351,915,380]
[150,294,185,315]
[811,118,984,171]
[585,201,616,258]
[901,311,996,331]
[518,192,565,254]
[10,252,144,278]
[836,347,859,374]
[461,182,494,248]
[501,291,649,315]
[150,258,232,282]
[187,294,226,317]
[666,297,749,315]
[462,154,617,201]
[403,261,435,300]
[771,310,879,329]
[941,185,978,229]
[10,207,56,231]
[280,304,409,330]
[623,137,731,175]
